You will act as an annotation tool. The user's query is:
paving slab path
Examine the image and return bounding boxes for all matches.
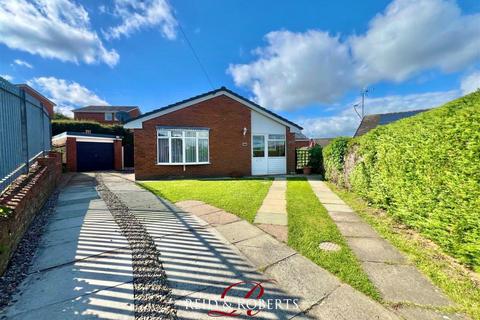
[307,177,464,320]
[253,177,288,242]
[2,173,135,320]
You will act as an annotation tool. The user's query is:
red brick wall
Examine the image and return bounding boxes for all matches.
[129,109,140,119]
[66,137,77,172]
[74,112,118,124]
[287,128,296,174]
[134,95,252,179]
[74,109,140,124]
[295,140,310,148]
[114,140,123,170]
[0,152,62,275]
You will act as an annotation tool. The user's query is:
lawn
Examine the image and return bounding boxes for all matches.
[327,182,480,320]
[286,177,380,300]
[139,178,272,222]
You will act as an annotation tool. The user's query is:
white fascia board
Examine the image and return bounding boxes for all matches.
[124,90,300,131]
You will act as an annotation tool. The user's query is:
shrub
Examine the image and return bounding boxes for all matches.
[52,120,133,145]
[308,145,323,174]
[347,92,480,270]
[322,137,351,185]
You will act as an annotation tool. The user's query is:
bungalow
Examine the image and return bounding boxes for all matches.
[124,87,303,179]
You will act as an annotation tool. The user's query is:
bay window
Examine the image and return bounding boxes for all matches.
[157,128,209,165]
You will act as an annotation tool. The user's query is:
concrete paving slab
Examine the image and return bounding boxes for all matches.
[215,220,264,243]
[304,284,400,320]
[328,210,363,222]
[394,305,467,320]
[46,213,114,232]
[264,254,340,310]
[346,237,407,263]
[336,221,379,238]
[57,190,99,202]
[39,220,123,248]
[8,282,134,320]
[6,248,133,317]
[174,280,300,319]
[256,224,288,243]
[51,208,112,221]
[176,200,205,209]
[254,212,288,225]
[258,203,287,214]
[321,203,355,212]
[363,262,452,306]
[200,210,241,226]
[235,234,295,270]
[187,203,224,216]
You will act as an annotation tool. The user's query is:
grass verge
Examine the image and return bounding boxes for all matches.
[286,177,380,300]
[326,182,480,319]
[139,178,272,223]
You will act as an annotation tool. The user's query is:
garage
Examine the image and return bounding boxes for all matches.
[77,141,114,171]
[52,132,123,172]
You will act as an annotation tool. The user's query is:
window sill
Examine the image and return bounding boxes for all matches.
[156,162,210,166]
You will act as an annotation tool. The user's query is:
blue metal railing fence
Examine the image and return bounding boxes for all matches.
[0,76,51,193]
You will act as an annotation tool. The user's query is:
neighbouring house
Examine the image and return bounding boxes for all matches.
[354,109,430,136]
[124,87,303,179]
[313,138,333,147]
[294,132,310,148]
[16,83,55,117]
[73,105,141,124]
[52,132,123,172]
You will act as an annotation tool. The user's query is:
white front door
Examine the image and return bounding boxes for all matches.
[252,135,267,175]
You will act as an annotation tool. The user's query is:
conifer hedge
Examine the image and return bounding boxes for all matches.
[323,92,480,270]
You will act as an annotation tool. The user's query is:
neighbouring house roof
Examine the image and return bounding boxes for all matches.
[73,105,139,113]
[314,138,333,147]
[354,109,430,137]
[295,132,309,141]
[16,84,56,106]
[124,87,303,131]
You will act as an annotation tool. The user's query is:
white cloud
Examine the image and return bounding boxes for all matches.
[28,77,108,117]
[351,0,480,83]
[229,31,355,110]
[1,74,13,81]
[0,0,119,67]
[229,0,480,111]
[105,0,177,40]
[13,59,33,68]
[461,71,480,94]
[298,90,460,138]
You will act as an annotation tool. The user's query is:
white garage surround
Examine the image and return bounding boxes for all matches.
[251,110,287,175]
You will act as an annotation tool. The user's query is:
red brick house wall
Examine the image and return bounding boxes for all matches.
[134,95,252,180]
[74,109,140,124]
[286,129,296,174]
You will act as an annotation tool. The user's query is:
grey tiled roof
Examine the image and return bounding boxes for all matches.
[354,109,430,137]
[74,105,139,113]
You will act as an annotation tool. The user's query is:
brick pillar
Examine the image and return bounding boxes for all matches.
[66,137,77,172]
[114,140,123,171]
[286,128,296,174]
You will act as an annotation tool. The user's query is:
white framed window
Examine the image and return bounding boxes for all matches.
[105,112,113,121]
[157,128,209,165]
[267,134,285,157]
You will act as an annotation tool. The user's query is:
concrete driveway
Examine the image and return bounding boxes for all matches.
[2,172,401,320]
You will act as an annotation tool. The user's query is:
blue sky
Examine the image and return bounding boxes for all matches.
[0,0,479,137]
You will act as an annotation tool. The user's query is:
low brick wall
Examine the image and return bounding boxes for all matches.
[0,152,62,275]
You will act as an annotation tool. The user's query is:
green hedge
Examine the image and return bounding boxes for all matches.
[322,137,351,185]
[52,120,133,145]
[348,92,480,270]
